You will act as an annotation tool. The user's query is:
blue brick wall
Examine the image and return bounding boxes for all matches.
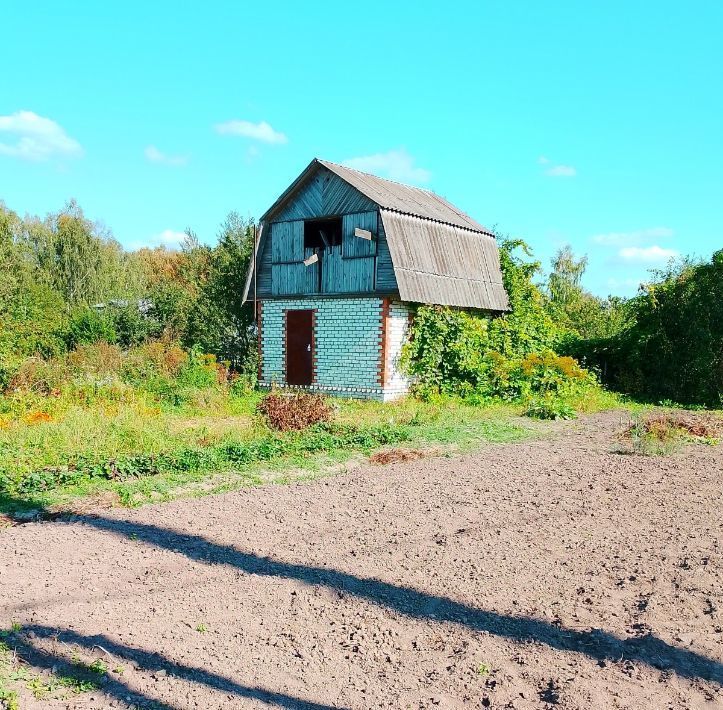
[259,297,385,398]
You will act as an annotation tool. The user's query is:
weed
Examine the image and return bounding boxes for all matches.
[0,635,101,704]
[256,391,333,431]
[195,623,208,633]
[369,448,432,465]
[477,662,491,677]
[618,411,721,455]
[524,398,577,421]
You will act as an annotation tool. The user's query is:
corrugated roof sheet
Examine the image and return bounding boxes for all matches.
[318,160,489,233]
[380,210,509,311]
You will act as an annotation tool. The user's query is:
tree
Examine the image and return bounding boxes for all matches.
[547,244,630,341]
[183,213,257,369]
[548,245,587,307]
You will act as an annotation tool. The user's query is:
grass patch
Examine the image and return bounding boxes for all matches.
[0,631,104,705]
[1,380,646,519]
[0,394,540,516]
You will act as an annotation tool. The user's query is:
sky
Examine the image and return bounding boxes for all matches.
[1,1,721,297]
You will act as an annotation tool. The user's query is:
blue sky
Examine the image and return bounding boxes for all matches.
[1,1,721,296]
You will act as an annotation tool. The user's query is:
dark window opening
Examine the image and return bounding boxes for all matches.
[304,217,342,251]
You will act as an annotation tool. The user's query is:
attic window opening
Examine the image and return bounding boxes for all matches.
[304,217,342,251]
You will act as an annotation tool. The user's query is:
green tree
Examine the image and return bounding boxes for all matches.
[183,213,257,370]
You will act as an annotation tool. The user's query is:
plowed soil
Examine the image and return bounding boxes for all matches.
[2,411,722,709]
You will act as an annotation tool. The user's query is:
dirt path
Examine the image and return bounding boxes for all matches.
[2,411,722,709]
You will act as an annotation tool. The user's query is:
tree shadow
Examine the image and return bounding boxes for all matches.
[6,625,344,710]
[55,513,722,686]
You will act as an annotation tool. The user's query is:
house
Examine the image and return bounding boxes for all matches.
[243,158,509,401]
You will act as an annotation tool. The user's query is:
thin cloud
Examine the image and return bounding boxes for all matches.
[591,227,674,247]
[545,164,576,177]
[615,245,679,264]
[538,155,576,177]
[145,145,188,167]
[214,120,287,144]
[0,110,82,161]
[128,229,188,251]
[343,149,431,184]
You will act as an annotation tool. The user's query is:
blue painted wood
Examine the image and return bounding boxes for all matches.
[256,165,399,297]
[256,233,272,296]
[322,170,376,215]
[343,211,378,259]
[270,166,376,222]
[272,174,324,222]
[375,217,398,291]
[271,221,303,262]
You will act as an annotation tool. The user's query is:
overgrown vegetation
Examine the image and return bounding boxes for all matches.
[569,252,723,407]
[0,200,257,389]
[402,239,615,412]
[618,411,722,456]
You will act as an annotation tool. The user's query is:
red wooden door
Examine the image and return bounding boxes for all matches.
[286,309,314,386]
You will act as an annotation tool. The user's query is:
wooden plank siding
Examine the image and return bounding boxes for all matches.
[265,201,392,297]
[270,168,376,223]
[375,217,397,292]
[342,211,377,259]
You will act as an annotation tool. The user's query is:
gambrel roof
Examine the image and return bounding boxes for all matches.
[247,158,509,311]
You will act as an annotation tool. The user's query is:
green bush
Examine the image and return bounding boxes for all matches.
[66,308,117,348]
[572,251,723,406]
[524,398,577,420]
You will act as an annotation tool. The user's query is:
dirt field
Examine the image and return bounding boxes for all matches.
[2,411,722,709]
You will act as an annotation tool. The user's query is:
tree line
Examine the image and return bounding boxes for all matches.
[0,200,256,389]
[1,199,720,407]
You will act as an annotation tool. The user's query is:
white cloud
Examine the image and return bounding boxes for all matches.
[153,229,187,247]
[343,149,431,184]
[145,145,188,166]
[537,155,576,177]
[127,229,187,251]
[214,119,287,144]
[591,226,674,247]
[616,245,679,264]
[0,110,83,161]
[545,164,576,177]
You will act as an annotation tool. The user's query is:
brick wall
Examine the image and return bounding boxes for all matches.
[383,300,412,401]
[258,297,411,400]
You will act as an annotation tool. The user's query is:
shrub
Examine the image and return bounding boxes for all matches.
[6,357,69,395]
[68,342,123,377]
[121,341,188,383]
[257,391,333,431]
[524,398,576,420]
[573,251,723,407]
[65,308,117,348]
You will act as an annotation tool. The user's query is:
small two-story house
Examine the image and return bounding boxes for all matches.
[243,158,509,400]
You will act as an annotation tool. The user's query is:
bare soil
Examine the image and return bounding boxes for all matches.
[1,411,722,709]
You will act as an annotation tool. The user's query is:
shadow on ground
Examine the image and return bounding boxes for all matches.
[6,626,344,710]
[61,514,723,687]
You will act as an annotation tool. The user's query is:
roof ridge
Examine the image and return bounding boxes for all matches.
[317,158,438,196]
